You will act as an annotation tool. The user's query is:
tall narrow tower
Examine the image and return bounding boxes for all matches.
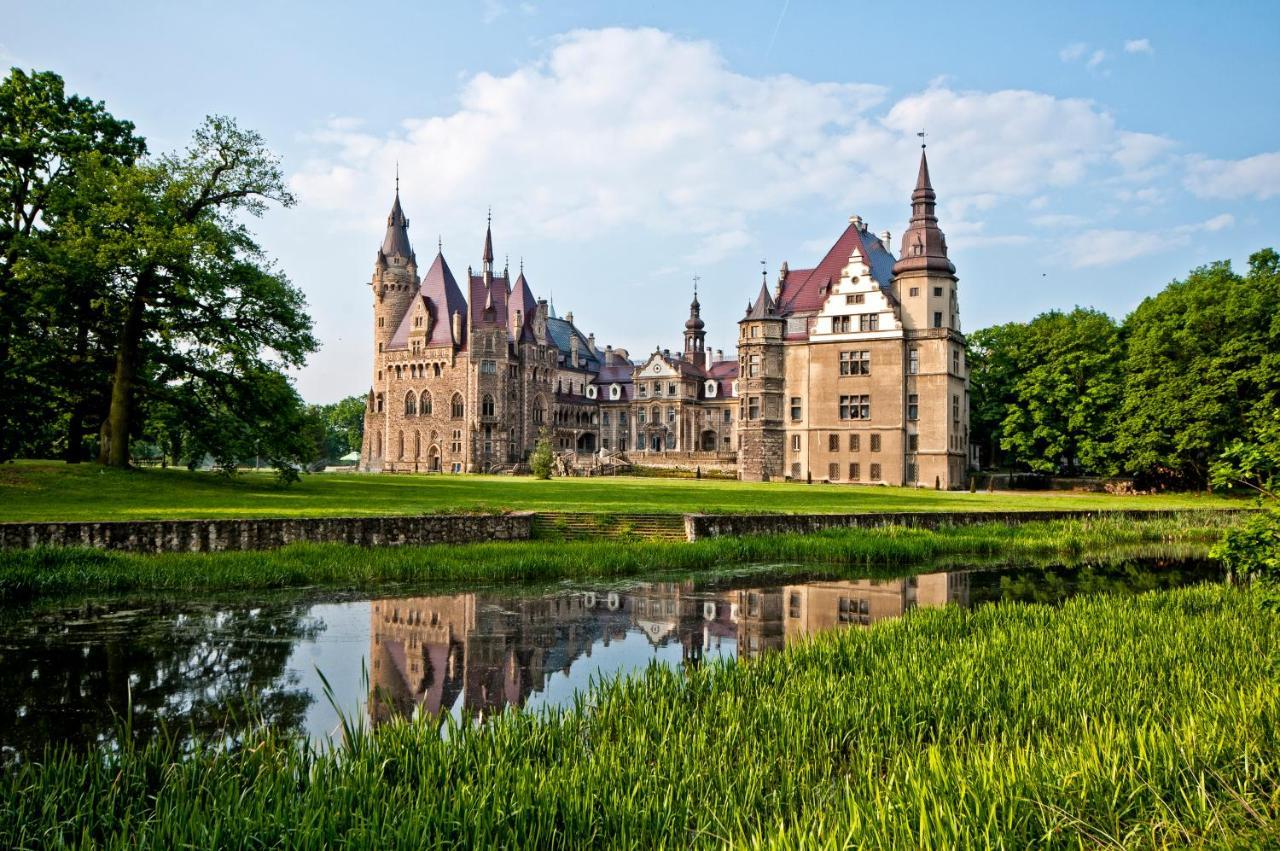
[371,184,418,354]
[737,278,786,481]
[683,281,706,362]
[892,146,968,489]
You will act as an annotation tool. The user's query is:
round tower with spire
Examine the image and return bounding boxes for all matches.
[371,176,419,355]
[683,277,706,362]
[892,144,958,333]
[737,266,786,481]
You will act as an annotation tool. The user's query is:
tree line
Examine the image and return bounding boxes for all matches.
[969,249,1280,489]
[1,68,364,476]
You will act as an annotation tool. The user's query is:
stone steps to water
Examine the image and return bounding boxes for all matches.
[531,512,686,542]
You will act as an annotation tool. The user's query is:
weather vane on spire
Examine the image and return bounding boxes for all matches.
[395,161,400,193]
[917,130,927,149]
[438,234,442,252]
[487,206,492,227]
[761,258,767,286]
[693,274,700,296]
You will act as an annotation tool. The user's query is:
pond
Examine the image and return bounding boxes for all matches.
[0,555,1221,762]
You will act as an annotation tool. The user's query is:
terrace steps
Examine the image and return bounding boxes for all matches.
[531,512,687,542]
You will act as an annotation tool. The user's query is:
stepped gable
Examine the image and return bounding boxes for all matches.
[777,222,895,316]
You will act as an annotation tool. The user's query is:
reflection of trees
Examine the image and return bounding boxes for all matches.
[0,600,323,761]
[983,558,1221,606]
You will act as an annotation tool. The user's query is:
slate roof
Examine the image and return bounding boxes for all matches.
[469,274,510,329]
[547,316,601,372]
[508,272,538,343]
[380,192,414,260]
[387,251,467,351]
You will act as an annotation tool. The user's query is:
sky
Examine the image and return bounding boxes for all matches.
[6,1,1279,403]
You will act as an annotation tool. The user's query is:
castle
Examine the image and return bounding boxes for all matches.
[360,148,970,487]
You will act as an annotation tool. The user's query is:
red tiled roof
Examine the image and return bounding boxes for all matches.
[778,223,896,316]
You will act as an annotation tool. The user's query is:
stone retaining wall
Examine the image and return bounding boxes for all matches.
[0,512,533,553]
[683,508,1251,541]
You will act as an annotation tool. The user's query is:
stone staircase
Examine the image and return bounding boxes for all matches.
[531,512,687,542]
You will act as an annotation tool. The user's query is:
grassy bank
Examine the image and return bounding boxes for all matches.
[3,585,1276,848]
[0,514,1234,601]
[0,460,1243,521]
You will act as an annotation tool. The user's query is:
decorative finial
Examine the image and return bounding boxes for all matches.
[917,130,926,149]
[438,234,442,252]
[761,258,767,286]
[693,274,700,297]
[395,161,400,193]
[487,206,492,227]
[520,256,524,273]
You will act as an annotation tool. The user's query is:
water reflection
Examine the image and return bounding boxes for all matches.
[369,573,974,724]
[0,558,1221,760]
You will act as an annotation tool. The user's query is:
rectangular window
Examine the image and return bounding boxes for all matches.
[638,410,647,424]
[832,315,851,333]
[849,433,860,452]
[791,462,801,479]
[908,434,919,451]
[668,382,677,396]
[850,462,861,480]
[845,293,864,305]
[668,407,676,423]
[723,409,731,423]
[870,463,882,481]
[790,397,802,421]
[653,381,662,397]
[933,311,943,328]
[791,434,801,452]
[480,360,497,375]
[748,396,760,420]
[619,411,628,425]
[909,286,919,297]
[906,462,918,483]
[858,314,879,332]
[839,350,871,376]
[828,433,839,451]
[908,349,919,375]
[602,412,611,426]
[838,395,870,420]
[933,286,943,297]
[870,433,881,452]
[953,394,961,425]
[828,463,840,481]
[639,384,648,397]
[953,349,961,375]
[748,354,760,377]
[908,394,919,421]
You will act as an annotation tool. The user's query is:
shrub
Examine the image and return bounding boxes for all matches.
[529,430,553,480]
[1212,509,1280,587]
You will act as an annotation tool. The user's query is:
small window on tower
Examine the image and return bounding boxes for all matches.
[909,287,919,297]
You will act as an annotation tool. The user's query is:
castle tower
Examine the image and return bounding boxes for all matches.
[371,184,418,354]
[737,278,786,481]
[892,146,968,489]
[683,281,706,362]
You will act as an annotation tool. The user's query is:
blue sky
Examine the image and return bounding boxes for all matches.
[6,1,1279,402]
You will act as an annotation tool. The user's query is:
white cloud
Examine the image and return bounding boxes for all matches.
[1086,49,1107,70]
[1063,214,1235,268]
[1031,213,1090,229]
[1059,43,1088,62]
[1124,38,1154,54]
[1185,152,1280,200]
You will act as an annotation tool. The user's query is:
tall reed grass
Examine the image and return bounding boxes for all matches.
[1,584,1275,848]
[0,513,1235,600]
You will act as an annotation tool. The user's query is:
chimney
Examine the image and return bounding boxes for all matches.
[715,348,724,362]
[570,335,580,368]
[605,345,614,366]
[565,311,574,325]
[587,332,597,354]
[880,230,892,251]
[451,310,462,344]
[849,214,863,229]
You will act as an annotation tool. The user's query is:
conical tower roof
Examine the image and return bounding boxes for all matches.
[381,191,414,260]
[742,280,778,321]
[893,148,955,277]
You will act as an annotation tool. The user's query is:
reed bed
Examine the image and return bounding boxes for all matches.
[0,513,1234,600]
[2,584,1276,848]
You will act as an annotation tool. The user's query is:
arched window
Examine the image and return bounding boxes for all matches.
[451,393,464,419]
[482,394,495,417]
[433,363,441,377]
[532,396,545,425]
[404,392,417,416]
[420,390,432,415]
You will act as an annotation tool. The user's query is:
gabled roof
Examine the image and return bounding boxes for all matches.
[387,251,468,351]
[508,272,538,343]
[547,316,601,372]
[469,273,510,329]
[778,222,896,315]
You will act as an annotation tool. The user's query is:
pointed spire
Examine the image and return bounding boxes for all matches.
[742,280,777,321]
[437,234,442,254]
[893,141,955,277]
[483,207,494,265]
[380,184,413,260]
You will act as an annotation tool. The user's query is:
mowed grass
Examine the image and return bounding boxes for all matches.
[0,514,1233,601]
[0,460,1243,522]
[3,585,1276,848]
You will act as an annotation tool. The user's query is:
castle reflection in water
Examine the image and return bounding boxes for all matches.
[370,572,969,724]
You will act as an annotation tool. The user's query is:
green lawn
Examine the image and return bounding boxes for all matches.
[0,460,1244,522]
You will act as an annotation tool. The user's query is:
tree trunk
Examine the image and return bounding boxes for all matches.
[101,278,150,468]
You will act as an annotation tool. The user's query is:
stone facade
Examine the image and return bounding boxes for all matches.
[360,149,972,485]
